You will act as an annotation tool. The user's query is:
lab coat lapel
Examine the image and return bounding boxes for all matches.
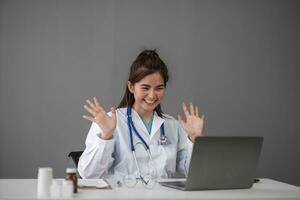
[131,109,150,141]
[150,112,165,140]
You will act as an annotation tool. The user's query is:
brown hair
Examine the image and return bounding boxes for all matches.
[118,49,169,116]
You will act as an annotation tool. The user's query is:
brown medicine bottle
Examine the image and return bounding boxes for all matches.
[65,168,78,193]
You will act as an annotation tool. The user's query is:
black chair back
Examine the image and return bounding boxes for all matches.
[68,151,83,167]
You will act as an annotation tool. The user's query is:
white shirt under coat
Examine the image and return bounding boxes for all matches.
[78,107,194,179]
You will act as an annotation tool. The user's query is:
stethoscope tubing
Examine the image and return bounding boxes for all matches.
[126,106,166,151]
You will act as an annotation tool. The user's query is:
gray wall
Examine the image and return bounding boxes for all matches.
[1,0,299,186]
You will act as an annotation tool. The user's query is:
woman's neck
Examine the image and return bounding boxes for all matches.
[132,104,154,123]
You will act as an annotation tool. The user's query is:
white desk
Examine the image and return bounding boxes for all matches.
[1,178,300,200]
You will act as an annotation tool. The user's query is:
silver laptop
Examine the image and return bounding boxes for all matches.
[159,136,263,191]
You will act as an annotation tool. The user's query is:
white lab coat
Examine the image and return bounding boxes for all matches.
[78,107,194,179]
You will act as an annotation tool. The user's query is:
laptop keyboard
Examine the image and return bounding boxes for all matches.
[161,181,186,187]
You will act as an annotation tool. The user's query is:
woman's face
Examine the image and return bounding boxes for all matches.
[128,72,165,113]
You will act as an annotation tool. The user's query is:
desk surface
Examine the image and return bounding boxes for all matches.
[0,178,300,200]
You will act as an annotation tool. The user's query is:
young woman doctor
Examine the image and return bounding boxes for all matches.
[78,50,204,181]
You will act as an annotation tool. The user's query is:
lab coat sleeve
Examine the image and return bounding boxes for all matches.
[78,122,115,179]
[176,124,194,177]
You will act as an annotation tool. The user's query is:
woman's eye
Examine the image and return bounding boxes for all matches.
[142,87,149,90]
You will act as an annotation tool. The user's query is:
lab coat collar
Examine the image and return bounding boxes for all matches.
[150,111,165,140]
[119,107,165,141]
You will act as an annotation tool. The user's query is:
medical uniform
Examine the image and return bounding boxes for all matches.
[78,107,194,179]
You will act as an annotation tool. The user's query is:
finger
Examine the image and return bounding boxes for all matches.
[82,115,96,123]
[83,104,96,116]
[182,102,190,118]
[190,102,195,116]
[195,106,199,117]
[111,107,116,121]
[93,97,100,107]
[93,97,105,112]
[86,99,97,111]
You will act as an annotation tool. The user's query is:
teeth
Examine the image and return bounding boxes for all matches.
[145,100,156,104]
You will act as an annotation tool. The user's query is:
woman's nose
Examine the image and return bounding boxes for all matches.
[148,89,156,98]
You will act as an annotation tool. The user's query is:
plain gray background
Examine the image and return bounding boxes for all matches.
[0,0,299,186]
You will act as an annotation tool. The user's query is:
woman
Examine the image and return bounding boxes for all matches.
[78,49,204,181]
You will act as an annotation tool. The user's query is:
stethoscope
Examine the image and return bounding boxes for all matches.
[126,106,167,179]
[126,106,167,153]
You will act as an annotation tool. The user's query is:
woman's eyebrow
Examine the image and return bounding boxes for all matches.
[140,84,164,87]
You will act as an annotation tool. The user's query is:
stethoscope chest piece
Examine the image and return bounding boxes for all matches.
[160,135,167,145]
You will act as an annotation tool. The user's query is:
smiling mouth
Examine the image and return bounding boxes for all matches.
[144,99,157,105]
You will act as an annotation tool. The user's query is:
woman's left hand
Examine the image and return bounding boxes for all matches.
[178,102,205,143]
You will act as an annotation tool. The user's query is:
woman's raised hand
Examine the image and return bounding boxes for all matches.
[178,102,205,143]
[82,97,116,140]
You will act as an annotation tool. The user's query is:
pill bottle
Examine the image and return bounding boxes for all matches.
[62,180,74,198]
[65,168,78,193]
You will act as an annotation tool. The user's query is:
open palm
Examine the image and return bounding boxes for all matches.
[178,102,204,143]
[82,97,116,140]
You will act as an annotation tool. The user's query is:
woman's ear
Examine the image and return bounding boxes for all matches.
[127,81,134,93]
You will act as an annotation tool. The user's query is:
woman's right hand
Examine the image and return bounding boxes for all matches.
[82,97,117,140]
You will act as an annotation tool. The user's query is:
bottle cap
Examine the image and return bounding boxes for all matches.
[66,168,77,173]
[38,167,53,172]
